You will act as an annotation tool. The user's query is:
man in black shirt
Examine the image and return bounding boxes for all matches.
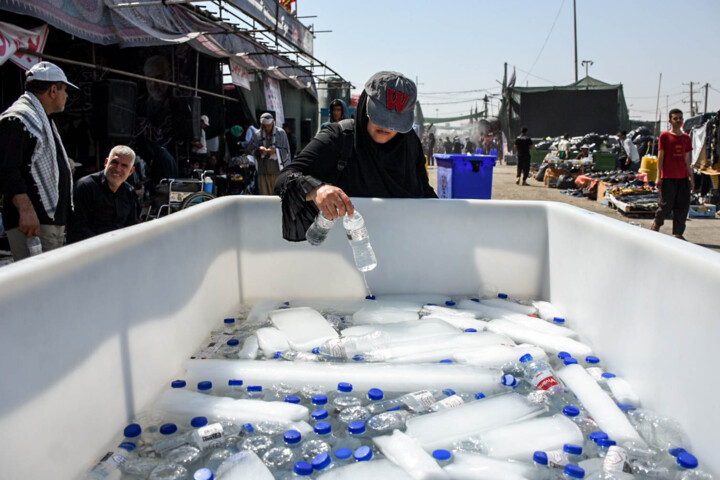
[514,127,534,186]
[0,62,76,260]
[67,145,138,243]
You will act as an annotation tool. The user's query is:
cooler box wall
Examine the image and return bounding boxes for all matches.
[0,197,718,478]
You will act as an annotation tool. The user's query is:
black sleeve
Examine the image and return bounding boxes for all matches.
[411,134,438,199]
[0,118,34,198]
[274,125,345,242]
[67,179,96,243]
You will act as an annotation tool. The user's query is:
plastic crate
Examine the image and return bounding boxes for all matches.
[434,153,497,199]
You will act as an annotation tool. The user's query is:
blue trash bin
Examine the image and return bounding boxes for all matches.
[434,154,497,199]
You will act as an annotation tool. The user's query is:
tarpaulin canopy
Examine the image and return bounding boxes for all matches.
[0,0,317,98]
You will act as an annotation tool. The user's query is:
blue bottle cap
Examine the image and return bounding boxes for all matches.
[354,446,373,462]
[159,423,177,435]
[365,295,376,300]
[597,439,617,448]
[335,448,353,460]
[348,421,365,435]
[273,351,282,359]
[278,306,290,310]
[564,464,585,478]
[564,444,583,455]
[338,382,353,393]
[589,431,608,442]
[617,403,637,412]
[502,374,518,387]
[314,422,332,435]
[445,300,456,306]
[228,379,243,387]
[557,351,571,359]
[285,395,301,404]
[439,359,453,364]
[194,467,214,480]
[368,388,384,401]
[475,392,486,399]
[498,293,508,299]
[293,461,313,476]
[602,372,617,379]
[388,405,401,411]
[312,347,320,354]
[464,328,478,333]
[563,405,580,417]
[585,355,600,364]
[118,442,136,452]
[351,354,364,362]
[191,416,208,428]
[227,339,239,346]
[242,423,254,433]
[427,303,438,306]
[197,381,213,391]
[432,449,452,461]
[123,423,141,438]
[284,429,302,444]
[247,385,262,392]
[312,394,328,405]
[443,388,456,396]
[471,298,480,302]
[224,318,235,324]
[669,447,687,457]
[519,353,533,363]
[553,317,566,324]
[283,301,290,306]
[171,380,186,389]
[312,409,329,420]
[313,452,332,470]
[564,357,579,365]
[677,452,699,469]
[533,451,548,465]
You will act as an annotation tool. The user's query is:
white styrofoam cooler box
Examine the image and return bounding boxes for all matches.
[0,197,718,478]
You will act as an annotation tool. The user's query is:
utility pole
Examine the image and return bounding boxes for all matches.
[704,83,710,114]
[573,0,578,82]
[683,82,697,117]
[581,60,593,78]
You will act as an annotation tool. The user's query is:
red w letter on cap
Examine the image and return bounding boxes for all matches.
[386,88,409,113]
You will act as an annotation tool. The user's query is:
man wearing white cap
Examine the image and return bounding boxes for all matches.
[191,114,210,169]
[0,61,77,260]
[249,112,290,195]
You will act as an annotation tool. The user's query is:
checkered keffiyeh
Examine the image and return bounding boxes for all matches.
[0,92,72,219]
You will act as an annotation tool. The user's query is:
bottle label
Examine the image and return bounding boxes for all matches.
[603,446,632,473]
[433,395,464,410]
[323,338,347,358]
[408,390,437,409]
[106,450,129,470]
[531,369,560,390]
[346,226,369,242]
[195,423,225,450]
[546,449,567,467]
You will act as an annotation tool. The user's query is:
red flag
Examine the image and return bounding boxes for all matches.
[280,0,295,13]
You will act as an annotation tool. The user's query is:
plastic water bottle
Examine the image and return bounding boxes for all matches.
[238,423,273,456]
[86,442,137,480]
[301,421,334,460]
[292,460,314,476]
[562,405,599,435]
[311,408,329,424]
[330,382,362,411]
[432,449,453,467]
[354,445,373,462]
[223,318,239,335]
[674,452,713,479]
[27,236,42,256]
[227,379,244,396]
[312,452,338,473]
[246,385,264,400]
[333,447,354,466]
[306,212,337,246]
[366,388,384,406]
[429,393,465,412]
[519,353,569,410]
[197,381,214,395]
[585,431,609,459]
[584,445,635,480]
[123,423,147,452]
[150,423,183,453]
[193,468,214,480]
[334,421,370,451]
[367,410,410,434]
[149,463,190,480]
[217,339,240,359]
[312,394,329,408]
[343,210,377,272]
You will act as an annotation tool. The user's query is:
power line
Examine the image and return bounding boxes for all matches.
[418,87,499,95]
[512,66,560,86]
[422,98,487,106]
[522,0,565,85]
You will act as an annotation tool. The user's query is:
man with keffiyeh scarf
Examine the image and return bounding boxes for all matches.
[0,62,76,260]
[275,71,437,242]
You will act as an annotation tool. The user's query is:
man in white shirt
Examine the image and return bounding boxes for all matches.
[617,130,640,171]
[191,114,209,169]
[557,134,571,160]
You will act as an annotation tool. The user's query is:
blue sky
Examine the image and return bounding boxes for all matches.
[301,0,720,123]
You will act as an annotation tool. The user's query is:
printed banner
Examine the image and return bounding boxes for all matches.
[0,22,49,70]
[263,74,284,127]
[229,58,251,90]
[437,166,452,199]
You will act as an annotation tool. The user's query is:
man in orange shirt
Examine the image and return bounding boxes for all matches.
[651,109,693,240]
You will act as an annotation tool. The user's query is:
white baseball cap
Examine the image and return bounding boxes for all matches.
[26,61,78,90]
[200,115,210,126]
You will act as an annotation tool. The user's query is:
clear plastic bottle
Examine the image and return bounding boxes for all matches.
[532,451,553,480]
[27,236,42,256]
[216,339,240,359]
[343,210,377,272]
[562,405,599,435]
[333,447,355,466]
[223,318,238,335]
[292,460,314,477]
[86,442,137,480]
[312,394,329,408]
[334,421,371,451]
[674,452,713,480]
[312,452,338,473]
[123,423,147,452]
[197,381,214,395]
[585,431,609,458]
[246,385,265,400]
[227,379,244,397]
[238,423,273,456]
[585,445,635,480]
[148,463,190,480]
[366,388,384,407]
[330,382,362,411]
[193,468,214,480]
[563,464,586,479]
[151,423,184,454]
[432,449,453,467]
[366,410,410,434]
[301,421,334,460]
[429,393,465,412]
[306,211,337,246]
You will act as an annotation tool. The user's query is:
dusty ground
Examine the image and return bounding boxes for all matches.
[428,163,720,254]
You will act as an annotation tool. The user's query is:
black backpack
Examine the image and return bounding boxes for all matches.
[335,118,355,180]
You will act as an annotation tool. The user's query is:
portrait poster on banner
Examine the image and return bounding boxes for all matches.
[264,75,284,126]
